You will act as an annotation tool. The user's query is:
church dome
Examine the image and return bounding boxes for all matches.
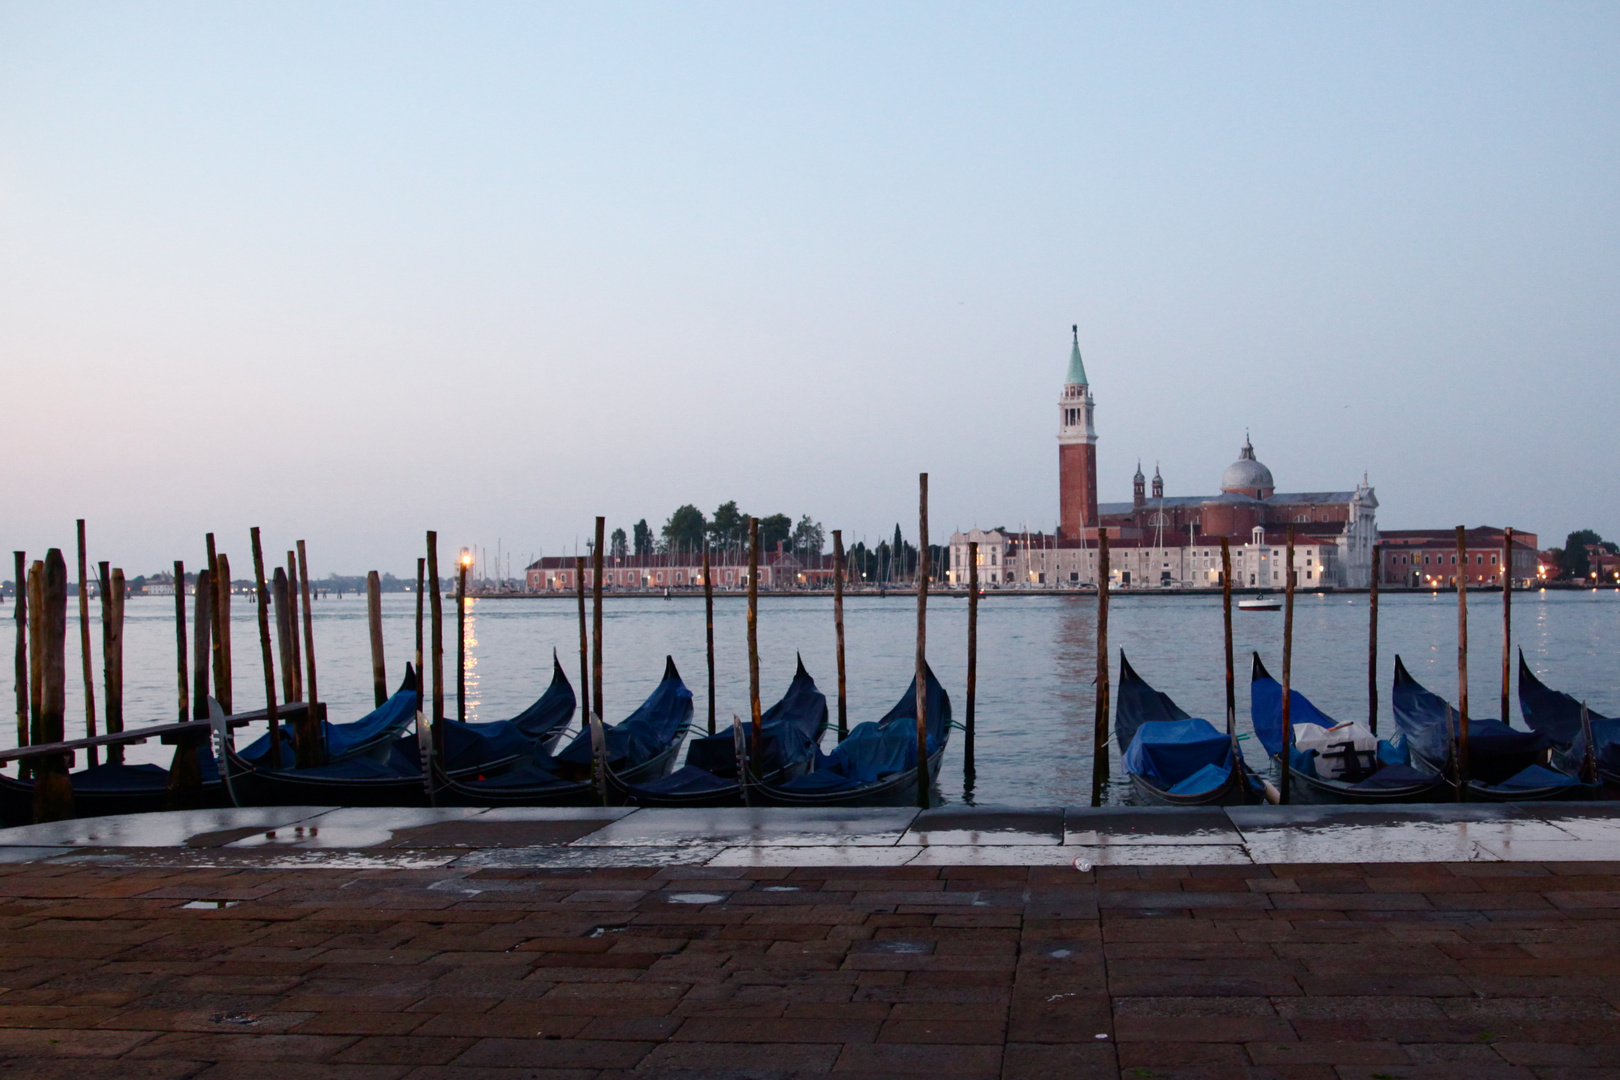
[1220,437,1274,495]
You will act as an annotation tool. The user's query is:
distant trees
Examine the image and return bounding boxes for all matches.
[632,519,655,556]
[662,505,707,552]
[1558,530,1617,578]
[609,528,629,558]
[792,516,825,557]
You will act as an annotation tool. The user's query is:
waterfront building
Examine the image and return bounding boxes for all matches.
[523,547,836,592]
[1377,528,1540,587]
[949,330,1380,588]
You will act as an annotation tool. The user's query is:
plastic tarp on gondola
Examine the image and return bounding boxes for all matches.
[772,665,949,795]
[438,657,576,772]
[1518,653,1619,776]
[553,657,691,773]
[1122,717,1237,797]
[638,658,827,798]
[1393,657,1556,785]
[239,666,419,767]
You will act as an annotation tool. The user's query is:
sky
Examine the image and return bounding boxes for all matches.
[1,2,1616,577]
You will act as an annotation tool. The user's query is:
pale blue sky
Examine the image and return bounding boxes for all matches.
[2,3,1616,574]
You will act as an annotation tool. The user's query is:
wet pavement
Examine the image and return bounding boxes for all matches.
[0,807,1613,1076]
[0,803,1617,871]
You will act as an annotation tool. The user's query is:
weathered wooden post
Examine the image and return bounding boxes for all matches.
[915,473,930,810]
[368,570,387,707]
[296,541,319,706]
[415,556,426,683]
[1456,525,1470,798]
[704,543,716,736]
[12,551,27,768]
[33,549,73,823]
[285,552,303,702]
[965,539,979,777]
[456,558,468,721]
[214,550,233,714]
[28,561,43,752]
[427,532,445,729]
[249,529,282,765]
[575,555,590,723]
[1369,542,1380,734]
[75,521,98,764]
[273,569,297,706]
[1501,527,1513,725]
[1280,525,1296,805]
[102,563,125,763]
[1580,702,1598,785]
[165,554,206,809]
[747,518,762,770]
[192,568,212,718]
[1090,531,1110,807]
[1221,539,1235,740]
[832,530,848,742]
[592,517,605,721]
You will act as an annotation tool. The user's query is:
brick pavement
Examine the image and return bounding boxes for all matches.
[0,858,1613,1079]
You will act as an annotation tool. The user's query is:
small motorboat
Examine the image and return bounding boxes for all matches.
[1238,595,1282,611]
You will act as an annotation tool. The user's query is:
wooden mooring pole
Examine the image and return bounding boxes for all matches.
[285,553,302,703]
[214,551,232,715]
[575,556,590,723]
[415,557,426,684]
[249,528,281,764]
[457,559,468,721]
[368,570,387,707]
[747,518,762,771]
[703,544,715,736]
[427,533,445,769]
[965,540,979,780]
[102,563,125,764]
[28,561,43,753]
[191,568,212,718]
[1501,527,1513,725]
[296,541,319,707]
[273,569,297,707]
[832,531,848,742]
[915,473,930,810]
[1456,525,1470,799]
[1369,543,1380,734]
[592,518,604,722]
[75,521,98,765]
[13,551,27,770]
[33,549,73,823]
[1280,525,1296,805]
[1221,539,1235,740]
[1090,531,1110,808]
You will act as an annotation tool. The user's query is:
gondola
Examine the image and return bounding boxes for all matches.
[751,663,950,808]
[1115,652,1262,806]
[0,700,309,827]
[1517,652,1618,795]
[1250,654,1446,803]
[236,666,421,769]
[1393,656,1591,801]
[433,656,692,807]
[0,741,226,826]
[624,656,828,807]
[224,656,576,808]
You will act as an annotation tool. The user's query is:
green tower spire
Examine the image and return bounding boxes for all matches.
[1066,324,1088,386]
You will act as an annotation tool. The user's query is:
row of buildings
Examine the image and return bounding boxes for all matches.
[522,328,1543,593]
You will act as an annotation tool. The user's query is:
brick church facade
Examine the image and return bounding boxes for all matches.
[950,330,1379,588]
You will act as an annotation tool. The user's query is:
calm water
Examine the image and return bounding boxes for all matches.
[1,589,1615,806]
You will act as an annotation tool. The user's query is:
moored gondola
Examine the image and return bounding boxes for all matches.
[751,664,950,808]
[1250,654,1446,804]
[1517,652,1618,795]
[624,656,828,807]
[1116,652,1262,806]
[224,656,576,808]
[434,656,693,807]
[1393,656,1591,801]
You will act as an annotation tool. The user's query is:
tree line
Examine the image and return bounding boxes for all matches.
[1549,529,1618,580]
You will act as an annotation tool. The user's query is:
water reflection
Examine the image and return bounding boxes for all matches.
[0,588,1613,806]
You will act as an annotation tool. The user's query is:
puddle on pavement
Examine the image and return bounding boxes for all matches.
[181,900,239,910]
[665,892,727,904]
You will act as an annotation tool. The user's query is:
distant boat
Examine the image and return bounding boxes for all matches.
[1238,595,1282,611]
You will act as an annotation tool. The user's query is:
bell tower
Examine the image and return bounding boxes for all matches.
[1057,325,1099,537]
